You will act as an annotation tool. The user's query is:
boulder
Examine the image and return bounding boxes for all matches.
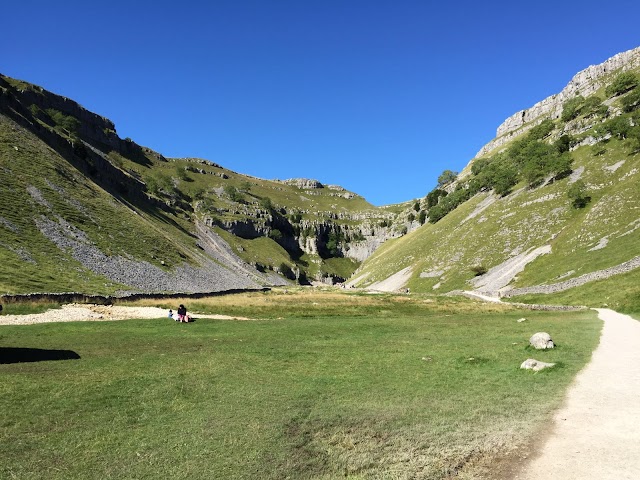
[529,332,555,349]
[521,358,556,372]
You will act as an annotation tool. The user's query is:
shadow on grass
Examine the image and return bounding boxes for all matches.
[0,348,80,364]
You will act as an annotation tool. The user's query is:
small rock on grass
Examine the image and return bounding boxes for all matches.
[521,358,555,371]
[530,332,555,349]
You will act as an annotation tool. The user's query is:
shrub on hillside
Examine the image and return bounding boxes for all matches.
[628,124,640,153]
[259,196,274,212]
[528,119,555,139]
[621,86,640,112]
[561,95,604,122]
[325,231,344,257]
[45,108,80,134]
[554,135,575,153]
[606,71,639,97]
[601,115,631,139]
[268,229,283,241]
[471,158,489,176]
[561,96,584,122]
[224,185,244,203]
[426,188,447,208]
[175,166,189,181]
[567,180,591,208]
[437,169,458,187]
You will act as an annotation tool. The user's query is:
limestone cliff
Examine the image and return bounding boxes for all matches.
[475,46,640,159]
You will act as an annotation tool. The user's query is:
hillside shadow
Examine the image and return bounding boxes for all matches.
[0,347,81,364]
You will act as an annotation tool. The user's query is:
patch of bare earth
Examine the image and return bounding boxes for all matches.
[0,304,251,326]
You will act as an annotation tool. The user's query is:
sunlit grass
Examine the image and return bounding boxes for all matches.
[1,291,601,479]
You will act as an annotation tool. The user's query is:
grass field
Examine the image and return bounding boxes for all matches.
[1,291,601,479]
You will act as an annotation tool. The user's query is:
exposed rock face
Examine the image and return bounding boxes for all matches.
[475,46,640,158]
[520,358,556,371]
[529,332,555,350]
[281,178,324,189]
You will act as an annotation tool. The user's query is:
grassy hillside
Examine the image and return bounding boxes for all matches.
[0,73,400,294]
[0,115,195,294]
[353,62,640,308]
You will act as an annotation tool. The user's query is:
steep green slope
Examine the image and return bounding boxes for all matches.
[0,73,402,294]
[353,50,640,308]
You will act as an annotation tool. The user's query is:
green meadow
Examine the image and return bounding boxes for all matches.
[1,291,601,479]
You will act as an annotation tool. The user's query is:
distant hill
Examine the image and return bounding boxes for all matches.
[352,47,640,311]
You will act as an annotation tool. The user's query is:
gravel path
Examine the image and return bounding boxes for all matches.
[515,309,640,479]
[0,304,250,325]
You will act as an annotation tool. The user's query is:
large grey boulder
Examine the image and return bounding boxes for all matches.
[530,332,555,349]
[520,358,556,371]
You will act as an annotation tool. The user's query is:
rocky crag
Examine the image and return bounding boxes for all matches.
[475,46,640,159]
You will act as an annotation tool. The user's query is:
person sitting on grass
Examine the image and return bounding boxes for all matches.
[177,304,188,323]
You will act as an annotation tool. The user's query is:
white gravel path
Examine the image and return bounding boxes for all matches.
[515,309,640,479]
[0,304,250,325]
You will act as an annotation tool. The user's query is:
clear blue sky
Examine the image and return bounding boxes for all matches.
[2,1,639,205]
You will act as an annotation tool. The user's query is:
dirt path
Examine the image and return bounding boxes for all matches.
[514,309,640,480]
[0,304,251,326]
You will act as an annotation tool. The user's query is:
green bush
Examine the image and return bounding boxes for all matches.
[567,180,591,208]
[602,115,631,139]
[426,188,447,208]
[606,71,639,97]
[560,95,603,122]
[289,211,302,223]
[175,166,189,181]
[471,158,489,176]
[621,86,640,112]
[325,231,344,257]
[224,185,244,203]
[561,96,584,122]
[582,95,604,116]
[554,134,575,153]
[259,196,274,211]
[268,229,283,241]
[529,119,555,139]
[437,169,458,187]
[45,108,80,134]
[418,210,427,225]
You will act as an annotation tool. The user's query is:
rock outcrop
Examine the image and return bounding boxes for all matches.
[475,46,640,158]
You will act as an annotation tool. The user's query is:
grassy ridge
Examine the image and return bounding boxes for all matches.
[1,292,601,479]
